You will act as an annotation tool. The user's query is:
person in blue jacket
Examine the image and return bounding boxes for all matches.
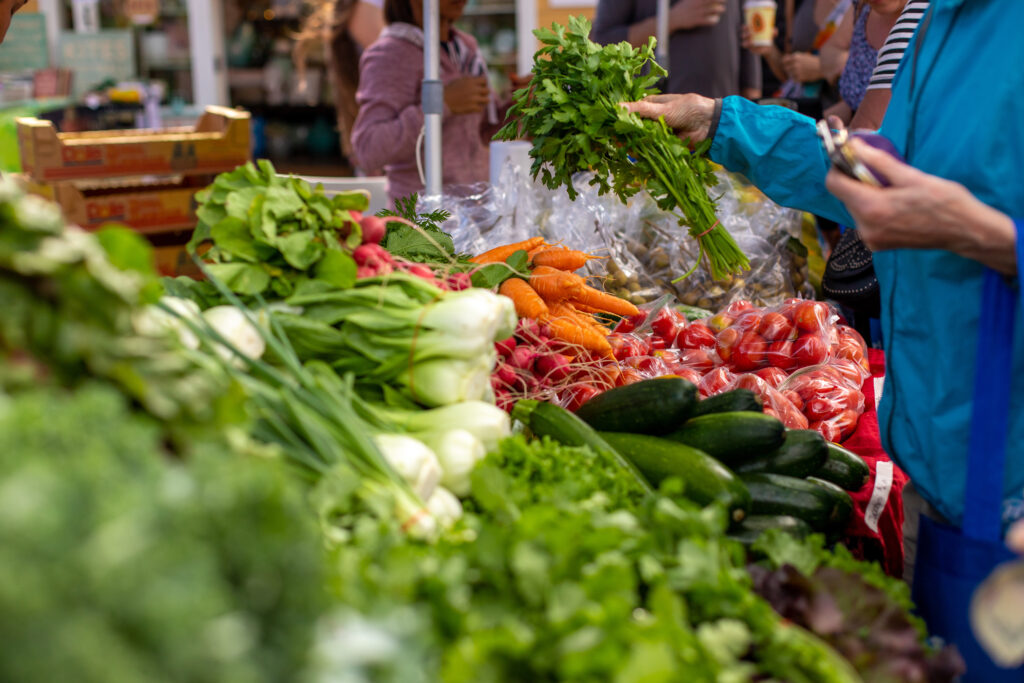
[626,0,1022,676]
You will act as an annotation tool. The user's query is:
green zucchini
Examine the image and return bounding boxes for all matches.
[693,389,762,417]
[807,476,854,528]
[816,443,871,491]
[599,431,751,523]
[666,412,786,466]
[575,377,698,435]
[511,400,653,494]
[734,430,828,478]
[740,473,838,530]
[728,514,813,546]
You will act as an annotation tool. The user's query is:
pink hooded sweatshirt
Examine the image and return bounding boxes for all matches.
[351,23,499,202]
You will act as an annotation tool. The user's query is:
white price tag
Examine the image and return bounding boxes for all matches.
[864,460,893,533]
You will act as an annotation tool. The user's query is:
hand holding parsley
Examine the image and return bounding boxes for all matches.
[497,16,749,280]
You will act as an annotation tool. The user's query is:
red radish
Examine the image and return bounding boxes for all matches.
[359,215,388,245]
[495,337,517,358]
[348,210,363,223]
[356,266,377,279]
[494,364,519,387]
[353,243,393,268]
[406,264,436,280]
[535,353,575,383]
[508,345,537,371]
[448,272,472,291]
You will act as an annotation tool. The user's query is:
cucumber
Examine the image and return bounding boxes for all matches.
[666,412,786,466]
[728,514,813,546]
[734,430,828,478]
[599,431,751,523]
[693,389,762,417]
[807,476,854,528]
[740,473,838,530]
[575,377,698,435]
[816,443,871,491]
[511,400,653,494]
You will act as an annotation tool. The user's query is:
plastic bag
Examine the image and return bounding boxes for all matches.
[601,297,872,440]
[437,163,813,307]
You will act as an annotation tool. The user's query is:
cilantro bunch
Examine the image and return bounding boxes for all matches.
[497,16,749,280]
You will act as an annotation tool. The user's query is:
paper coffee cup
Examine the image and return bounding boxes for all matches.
[744,0,777,47]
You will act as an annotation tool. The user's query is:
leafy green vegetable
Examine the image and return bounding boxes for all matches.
[189,160,366,297]
[469,249,530,289]
[497,17,749,280]
[324,435,866,682]
[0,384,327,683]
[0,179,232,429]
[377,194,456,263]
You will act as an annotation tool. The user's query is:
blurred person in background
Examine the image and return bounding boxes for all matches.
[297,1,385,171]
[743,0,851,118]
[825,0,908,125]
[847,0,928,130]
[350,0,506,203]
[0,0,27,43]
[591,0,762,100]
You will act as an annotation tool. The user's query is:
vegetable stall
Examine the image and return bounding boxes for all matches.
[0,18,964,683]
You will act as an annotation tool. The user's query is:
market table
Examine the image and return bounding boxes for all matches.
[841,348,909,577]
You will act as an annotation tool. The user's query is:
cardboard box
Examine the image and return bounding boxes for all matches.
[152,242,204,278]
[17,105,251,182]
[23,177,203,234]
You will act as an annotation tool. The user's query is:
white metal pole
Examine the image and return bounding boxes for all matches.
[656,0,670,66]
[516,0,537,77]
[37,0,63,67]
[186,0,228,107]
[422,0,443,198]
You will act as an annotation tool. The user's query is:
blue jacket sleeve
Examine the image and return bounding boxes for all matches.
[709,96,855,226]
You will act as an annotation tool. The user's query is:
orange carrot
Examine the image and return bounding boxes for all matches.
[526,243,550,259]
[529,264,585,302]
[531,246,601,272]
[544,316,614,357]
[571,285,641,318]
[571,302,608,316]
[499,277,548,320]
[470,237,546,264]
[548,301,610,336]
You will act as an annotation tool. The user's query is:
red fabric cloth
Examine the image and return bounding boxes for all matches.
[838,349,910,577]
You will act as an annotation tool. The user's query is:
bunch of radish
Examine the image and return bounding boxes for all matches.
[352,213,470,291]
[491,319,618,412]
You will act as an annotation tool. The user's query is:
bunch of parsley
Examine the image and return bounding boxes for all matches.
[497,16,749,280]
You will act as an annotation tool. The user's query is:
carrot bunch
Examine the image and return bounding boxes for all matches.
[478,240,641,359]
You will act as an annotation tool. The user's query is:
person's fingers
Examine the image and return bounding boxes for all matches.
[1008,521,1024,554]
[846,138,918,186]
[622,100,662,119]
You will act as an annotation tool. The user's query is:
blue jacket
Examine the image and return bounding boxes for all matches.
[709,0,1024,528]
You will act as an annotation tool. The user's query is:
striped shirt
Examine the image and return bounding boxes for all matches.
[866,0,930,91]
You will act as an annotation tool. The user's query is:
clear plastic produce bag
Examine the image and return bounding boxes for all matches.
[436,164,813,308]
